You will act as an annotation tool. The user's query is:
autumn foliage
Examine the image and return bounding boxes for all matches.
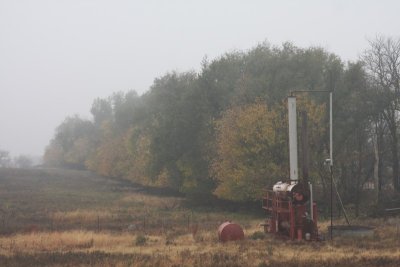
[44,40,400,206]
[212,102,284,201]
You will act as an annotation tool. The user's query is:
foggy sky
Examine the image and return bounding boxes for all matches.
[1,0,399,157]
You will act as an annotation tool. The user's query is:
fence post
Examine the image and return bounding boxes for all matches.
[187,213,190,231]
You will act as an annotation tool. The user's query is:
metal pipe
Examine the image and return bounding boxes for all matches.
[288,96,298,181]
[329,92,333,240]
[309,182,313,221]
[330,92,333,167]
[301,111,309,183]
[330,164,333,240]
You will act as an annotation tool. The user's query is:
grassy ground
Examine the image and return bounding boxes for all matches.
[0,168,400,266]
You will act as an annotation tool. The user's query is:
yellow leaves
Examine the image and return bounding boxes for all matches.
[43,143,64,166]
[212,98,326,201]
[181,177,198,192]
[65,137,92,165]
[126,128,152,185]
[86,130,132,178]
[155,168,172,187]
[215,103,276,160]
[295,94,326,125]
[212,102,282,201]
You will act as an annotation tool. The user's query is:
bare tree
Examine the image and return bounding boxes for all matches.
[363,36,400,191]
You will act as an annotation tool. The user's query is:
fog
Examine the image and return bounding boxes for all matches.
[0,0,399,157]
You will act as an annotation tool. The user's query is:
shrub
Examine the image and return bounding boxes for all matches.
[135,235,147,246]
[250,231,265,240]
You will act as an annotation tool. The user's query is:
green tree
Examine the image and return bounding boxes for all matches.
[44,40,393,208]
[91,97,113,127]
[113,91,144,130]
[44,115,94,169]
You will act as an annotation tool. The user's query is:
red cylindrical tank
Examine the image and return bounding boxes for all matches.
[218,222,245,242]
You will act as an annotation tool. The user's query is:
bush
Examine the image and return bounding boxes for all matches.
[135,235,147,246]
[250,231,265,240]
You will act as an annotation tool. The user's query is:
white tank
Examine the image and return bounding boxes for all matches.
[288,96,298,181]
[273,181,290,192]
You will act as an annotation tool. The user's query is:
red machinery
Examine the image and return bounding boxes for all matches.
[262,181,318,240]
[262,96,319,241]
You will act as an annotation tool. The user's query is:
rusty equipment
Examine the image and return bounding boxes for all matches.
[262,181,318,240]
[262,95,320,241]
[218,222,245,242]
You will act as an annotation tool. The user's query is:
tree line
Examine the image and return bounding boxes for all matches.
[44,38,400,211]
[0,150,36,168]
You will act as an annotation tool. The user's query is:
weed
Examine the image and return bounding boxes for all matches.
[135,235,147,246]
[250,231,265,240]
[1,168,400,266]
[266,245,274,257]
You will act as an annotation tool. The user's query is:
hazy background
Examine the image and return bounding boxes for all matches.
[0,0,399,157]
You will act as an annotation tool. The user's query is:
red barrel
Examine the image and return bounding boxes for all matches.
[218,222,245,242]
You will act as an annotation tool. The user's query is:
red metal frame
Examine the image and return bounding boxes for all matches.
[262,190,318,240]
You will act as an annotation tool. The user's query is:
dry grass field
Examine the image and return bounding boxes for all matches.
[0,168,400,266]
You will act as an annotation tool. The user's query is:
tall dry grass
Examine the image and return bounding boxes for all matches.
[1,168,400,266]
[0,219,399,266]
[50,210,113,225]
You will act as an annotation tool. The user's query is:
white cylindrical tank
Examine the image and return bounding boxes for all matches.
[273,181,290,192]
[288,96,298,181]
